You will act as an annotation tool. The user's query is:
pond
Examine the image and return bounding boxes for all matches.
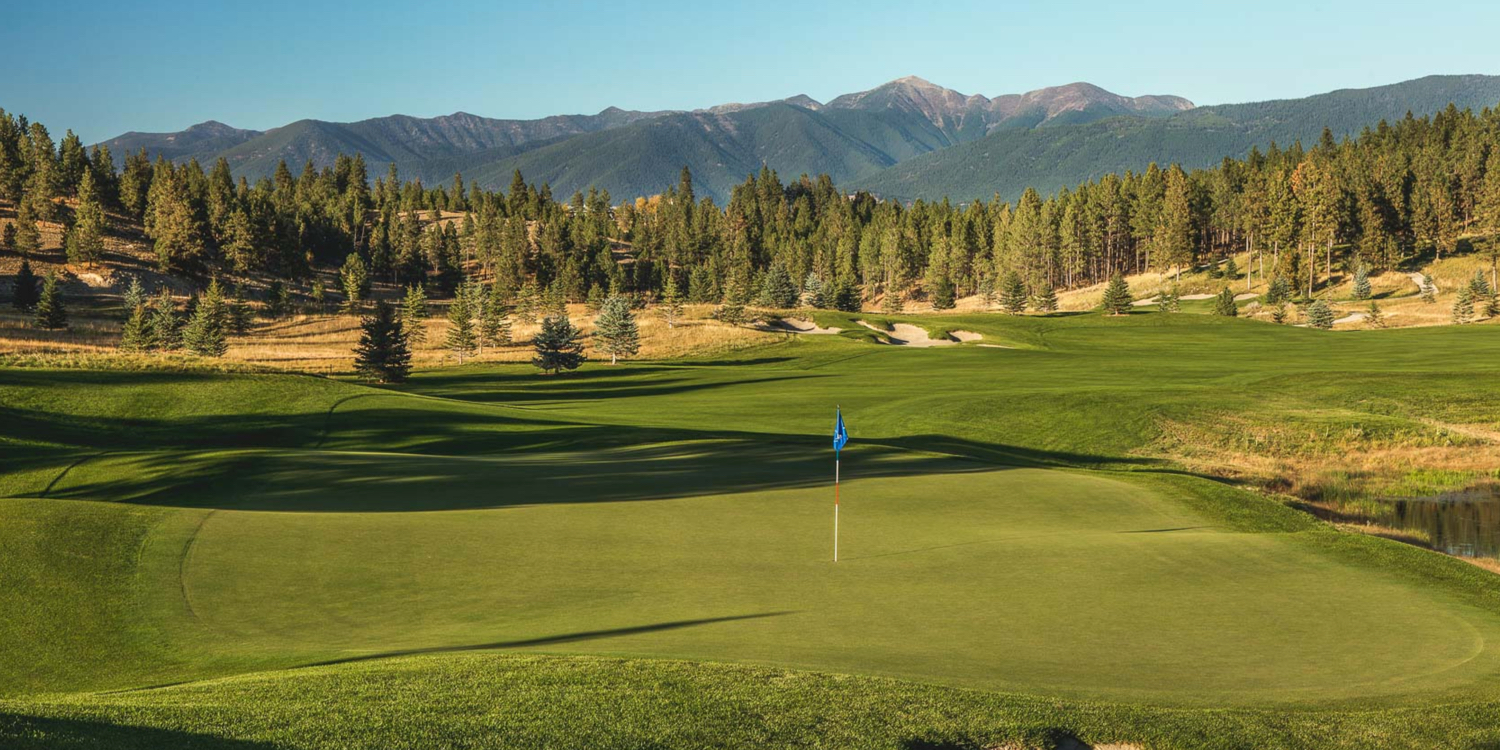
[1383,486,1500,559]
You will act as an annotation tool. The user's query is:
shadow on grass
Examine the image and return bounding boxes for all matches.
[302,611,795,668]
[0,713,279,750]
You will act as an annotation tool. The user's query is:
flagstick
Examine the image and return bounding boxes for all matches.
[833,453,840,562]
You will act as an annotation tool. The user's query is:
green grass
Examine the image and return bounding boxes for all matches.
[6,311,1500,747]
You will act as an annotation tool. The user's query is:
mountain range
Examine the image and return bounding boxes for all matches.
[97,74,1500,203]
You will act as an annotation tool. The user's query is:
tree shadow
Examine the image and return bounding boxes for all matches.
[302,611,795,668]
[0,713,280,750]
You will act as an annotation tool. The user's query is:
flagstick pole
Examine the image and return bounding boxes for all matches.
[834,453,840,563]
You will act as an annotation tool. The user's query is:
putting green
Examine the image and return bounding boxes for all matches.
[9,446,1500,705]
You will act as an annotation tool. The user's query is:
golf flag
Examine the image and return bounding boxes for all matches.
[832,407,847,562]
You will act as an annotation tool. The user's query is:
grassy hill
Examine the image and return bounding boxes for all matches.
[6,313,1500,747]
[853,74,1500,201]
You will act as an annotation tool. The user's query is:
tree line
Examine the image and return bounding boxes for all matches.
[5,101,1500,314]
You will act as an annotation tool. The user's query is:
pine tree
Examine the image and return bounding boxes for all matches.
[13,201,40,255]
[801,272,827,309]
[1000,273,1028,314]
[353,300,412,383]
[1213,287,1239,317]
[119,302,152,352]
[1453,286,1476,325]
[829,276,862,312]
[1365,300,1385,329]
[479,284,512,348]
[977,275,997,309]
[227,288,251,336]
[1222,256,1239,282]
[585,284,606,314]
[122,275,146,312]
[444,288,477,363]
[1156,283,1182,312]
[758,262,798,308]
[1031,282,1059,313]
[515,280,540,324]
[264,280,290,319]
[532,314,585,374]
[33,272,67,329]
[1351,263,1372,301]
[930,276,956,311]
[1270,302,1289,325]
[1306,299,1335,330]
[182,279,228,356]
[340,252,369,311]
[1,223,15,252]
[310,280,327,313]
[1420,274,1437,304]
[66,169,107,266]
[147,290,180,350]
[594,294,641,365]
[401,284,429,344]
[1265,276,1292,305]
[880,283,904,315]
[1100,273,1133,315]
[659,273,684,328]
[1470,271,1498,319]
[716,274,750,326]
[11,257,39,311]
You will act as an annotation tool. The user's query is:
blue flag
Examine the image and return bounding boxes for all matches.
[833,408,848,454]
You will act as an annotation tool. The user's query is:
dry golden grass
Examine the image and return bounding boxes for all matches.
[0,304,779,375]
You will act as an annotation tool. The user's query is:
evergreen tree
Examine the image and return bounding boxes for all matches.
[1453,286,1476,325]
[716,274,750,326]
[444,288,477,363]
[11,257,39,311]
[66,169,106,266]
[1031,281,1059,313]
[1100,273,1133,315]
[1270,301,1289,325]
[999,273,1028,314]
[977,275,997,309]
[264,280,290,319]
[1212,286,1239,317]
[585,284,606,314]
[479,284,512,348]
[515,280,540,324]
[13,201,40,254]
[1306,299,1335,330]
[182,279,228,356]
[33,272,67,329]
[659,273,684,328]
[1420,274,1437,304]
[594,294,641,364]
[340,252,370,311]
[122,275,146,312]
[401,284,429,344]
[353,300,412,383]
[1264,276,1292,305]
[227,288,251,336]
[930,276,956,311]
[310,280,327,313]
[1470,271,1497,318]
[758,262,798,308]
[1222,256,1239,282]
[1,223,15,252]
[1365,300,1385,329]
[532,314,585,374]
[1156,283,1182,312]
[879,284,904,315]
[119,302,152,352]
[147,290,180,350]
[1351,263,1372,301]
[801,272,827,309]
[829,276,862,312]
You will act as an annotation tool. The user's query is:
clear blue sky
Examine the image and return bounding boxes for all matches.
[4,0,1499,144]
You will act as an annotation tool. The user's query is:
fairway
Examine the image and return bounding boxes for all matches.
[8,313,1500,747]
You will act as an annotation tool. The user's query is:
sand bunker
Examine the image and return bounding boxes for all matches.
[858,321,983,347]
[765,317,843,334]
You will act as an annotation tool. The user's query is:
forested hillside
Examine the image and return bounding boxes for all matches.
[6,93,1500,333]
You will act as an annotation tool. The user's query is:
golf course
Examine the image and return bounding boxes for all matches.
[6,311,1500,748]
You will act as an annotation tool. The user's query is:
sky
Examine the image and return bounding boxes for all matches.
[4,0,1499,144]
